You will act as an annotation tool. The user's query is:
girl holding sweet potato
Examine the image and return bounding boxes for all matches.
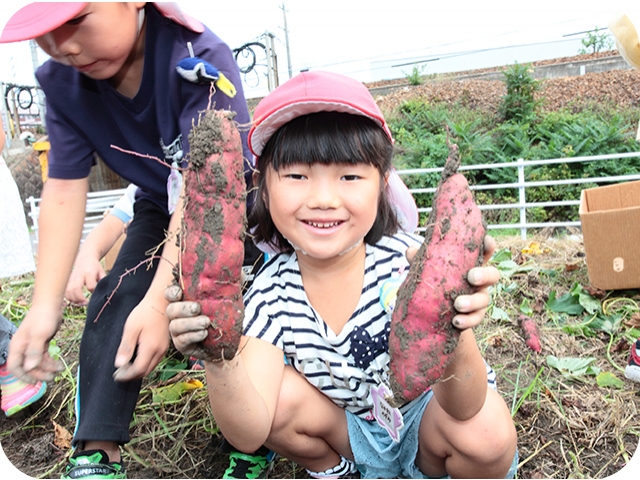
[166,71,517,479]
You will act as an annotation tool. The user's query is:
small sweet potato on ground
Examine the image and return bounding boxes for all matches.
[518,315,542,353]
[177,109,246,361]
[388,139,486,404]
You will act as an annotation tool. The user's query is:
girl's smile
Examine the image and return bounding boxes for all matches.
[266,162,382,261]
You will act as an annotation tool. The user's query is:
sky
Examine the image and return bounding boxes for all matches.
[2,1,640,476]
[2,1,640,99]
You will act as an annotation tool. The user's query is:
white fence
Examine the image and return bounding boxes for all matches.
[397,151,640,239]
[25,152,640,245]
[26,188,128,246]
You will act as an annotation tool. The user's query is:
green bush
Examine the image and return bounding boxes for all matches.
[388,77,640,229]
[499,63,540,123]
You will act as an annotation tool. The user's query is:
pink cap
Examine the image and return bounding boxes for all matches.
[249,71,393,157]
[0,2,204,43]
[249,71,418,235]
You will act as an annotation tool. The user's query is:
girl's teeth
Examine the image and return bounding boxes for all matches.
[309,221,338,228]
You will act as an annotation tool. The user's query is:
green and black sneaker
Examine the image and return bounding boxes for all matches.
[61,450,126,479]
[223,447,276,479]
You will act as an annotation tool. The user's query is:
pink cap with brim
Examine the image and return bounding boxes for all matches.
[248,71,419,240]
[0,2,204,43]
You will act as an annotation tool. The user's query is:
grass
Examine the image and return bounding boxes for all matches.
[1,233,639,478]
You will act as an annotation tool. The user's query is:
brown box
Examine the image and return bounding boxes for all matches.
[579,180,640,290]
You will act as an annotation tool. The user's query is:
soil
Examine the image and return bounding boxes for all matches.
[3,235,638,479]
[2,51,640,479]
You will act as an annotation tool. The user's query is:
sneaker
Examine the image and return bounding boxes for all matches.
[187,356,205,371]
[624,339,640,383]
[223,447,276,479]
[0,364,47,416]
[62,450,126,479]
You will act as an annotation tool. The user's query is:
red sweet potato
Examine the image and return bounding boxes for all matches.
[177,109,246,361]
[518,315,542,353]
[388,139,486,404]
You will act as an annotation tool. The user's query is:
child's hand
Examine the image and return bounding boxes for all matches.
[65,255,106,305]
[405,235,500,330]
[454,235,499,329]
[112,297,171,382]
[7,305,64,383]
[164,285,214,362]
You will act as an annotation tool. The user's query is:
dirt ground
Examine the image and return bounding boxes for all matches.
[1,234,639,479]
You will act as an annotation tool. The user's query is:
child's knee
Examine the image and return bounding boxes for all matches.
[457,395,517,471]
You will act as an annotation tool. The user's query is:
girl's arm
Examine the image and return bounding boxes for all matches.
[204,336,284,453]
[433,236,499,420]
[166,289,284,452]
[430,329,488,420]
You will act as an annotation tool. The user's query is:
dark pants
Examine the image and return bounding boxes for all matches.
[73,199,264,446]
[74,199,170,445]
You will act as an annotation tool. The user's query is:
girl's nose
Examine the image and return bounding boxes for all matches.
[308,179,340,210]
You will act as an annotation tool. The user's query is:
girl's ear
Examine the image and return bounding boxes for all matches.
[254,170,269,208]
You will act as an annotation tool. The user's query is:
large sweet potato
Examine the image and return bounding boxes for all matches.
[177,109,246,361]
[388,139,486,403]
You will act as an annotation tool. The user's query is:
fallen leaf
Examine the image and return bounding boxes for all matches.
[596,371,624,389]
[152,378,204,403]
[53,420,72,450]
[584,285,606,299]
[623,312,640,328]
[522,242,549,255]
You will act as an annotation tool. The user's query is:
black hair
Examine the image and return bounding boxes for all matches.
[248,111,400,254]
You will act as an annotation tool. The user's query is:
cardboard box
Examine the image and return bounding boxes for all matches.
[579,180,640,290]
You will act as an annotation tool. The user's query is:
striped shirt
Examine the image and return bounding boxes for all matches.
[243,232,496,418]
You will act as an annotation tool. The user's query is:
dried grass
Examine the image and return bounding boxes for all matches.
[2,233,639,478]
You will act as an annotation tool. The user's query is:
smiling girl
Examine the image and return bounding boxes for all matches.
[167,71,518,479]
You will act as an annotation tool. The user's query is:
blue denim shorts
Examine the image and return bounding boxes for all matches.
[345,390,518,479]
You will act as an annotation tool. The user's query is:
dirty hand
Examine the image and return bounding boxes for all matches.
[6,306,64,383]
[112,298,171,382]
[405,235,499,330]
[165,285,214,362]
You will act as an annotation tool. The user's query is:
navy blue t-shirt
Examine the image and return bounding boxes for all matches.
[36,4,253,215]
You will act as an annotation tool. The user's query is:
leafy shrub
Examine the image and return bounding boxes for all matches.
[499,63,540,123]
[388,81,640,229]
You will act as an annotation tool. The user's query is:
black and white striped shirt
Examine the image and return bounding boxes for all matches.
[243,232,496,418]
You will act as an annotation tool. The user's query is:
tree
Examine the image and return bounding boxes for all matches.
[579,27,614,54]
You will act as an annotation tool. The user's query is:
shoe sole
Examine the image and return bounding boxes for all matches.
[4,382,47,417]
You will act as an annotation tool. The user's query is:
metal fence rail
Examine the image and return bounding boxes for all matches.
[397,152,640,239]
[25,153,640,244]
[26,188,128,246]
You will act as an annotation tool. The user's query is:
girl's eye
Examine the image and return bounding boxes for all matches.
[342,175,360,181]
[285,173,306,180]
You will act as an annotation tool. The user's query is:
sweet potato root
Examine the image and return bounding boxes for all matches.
[388,139,486,403]
[177,109,246,361]
[518,315,542,353]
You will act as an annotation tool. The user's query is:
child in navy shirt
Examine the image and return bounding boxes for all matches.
[1,3,263,477]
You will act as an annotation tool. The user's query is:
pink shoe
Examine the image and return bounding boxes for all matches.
[0,364,47,416]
